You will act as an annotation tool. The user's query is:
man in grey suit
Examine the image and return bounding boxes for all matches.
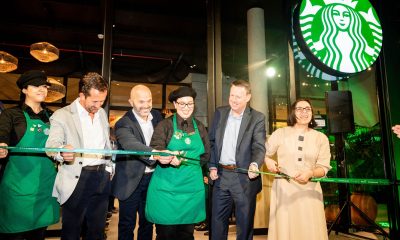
[112,85,172,240]
[46,72,112,240]
[209,80,266,240]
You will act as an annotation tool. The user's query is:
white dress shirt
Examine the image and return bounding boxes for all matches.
[75,98,108,166]
[132,109,155,173]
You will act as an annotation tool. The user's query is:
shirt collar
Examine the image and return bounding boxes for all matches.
[132,109,153,124]
[21,103,48,118]
[229,109,244,119]
[176,113,193,124]
[75,98,99,119]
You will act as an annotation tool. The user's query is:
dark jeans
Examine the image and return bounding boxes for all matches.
[118,173,153,240]
[0,227,46,240]
[61,169,110,240]
[155,224,194,240]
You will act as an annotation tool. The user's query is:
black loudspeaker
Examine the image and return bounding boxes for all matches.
[325,91,355,134]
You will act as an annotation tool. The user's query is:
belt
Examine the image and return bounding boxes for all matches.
[78,153,105,159]
[218,164,237,170]
[82,164,106,171]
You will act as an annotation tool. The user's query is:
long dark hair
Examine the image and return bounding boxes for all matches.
[287,98,318,128]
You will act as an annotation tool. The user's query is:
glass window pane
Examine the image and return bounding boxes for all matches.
[0,73,20,101]
[165,85,181,109]
[110,81,162,108]
[109,109,127,128]
[66,77,80,103]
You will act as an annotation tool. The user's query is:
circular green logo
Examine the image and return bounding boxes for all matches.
[292,15,343,81]
[294,0,382,75]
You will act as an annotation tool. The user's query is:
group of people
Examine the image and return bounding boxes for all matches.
[0,70,399,240]
[111,79,265,240]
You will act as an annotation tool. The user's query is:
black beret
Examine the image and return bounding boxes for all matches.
[16,70,50,89]
[168,86,197,103]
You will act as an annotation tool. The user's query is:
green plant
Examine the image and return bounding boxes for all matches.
[344,125,385,194]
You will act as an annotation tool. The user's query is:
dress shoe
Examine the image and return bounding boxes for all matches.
[195,222,208,231]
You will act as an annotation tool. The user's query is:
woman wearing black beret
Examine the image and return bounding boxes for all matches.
[146,86,210,240]
[0,70,59,240]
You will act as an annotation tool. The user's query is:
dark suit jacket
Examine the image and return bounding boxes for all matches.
[209,105,266,195]
[112,109,163,201]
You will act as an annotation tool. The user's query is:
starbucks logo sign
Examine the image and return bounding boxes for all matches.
[293,0,382,75]
[291,14,342,81]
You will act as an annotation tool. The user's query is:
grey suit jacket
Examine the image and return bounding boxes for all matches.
[209,105,266,195]
[46,101,111,204]
[112,109,162,201]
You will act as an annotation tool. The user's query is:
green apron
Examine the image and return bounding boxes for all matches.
[146,114,205,224]
[0,111,59,233]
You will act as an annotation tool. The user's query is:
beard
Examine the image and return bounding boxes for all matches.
[134,106,151,118]
[87,106,99,113]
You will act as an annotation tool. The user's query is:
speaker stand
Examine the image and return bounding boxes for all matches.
[327,195,390,239]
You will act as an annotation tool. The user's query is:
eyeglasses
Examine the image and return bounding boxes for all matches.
[295,107,312,113]
[176,102,194,108]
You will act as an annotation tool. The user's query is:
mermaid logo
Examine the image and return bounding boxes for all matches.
[294,0,382,75]
[291,11,342,81]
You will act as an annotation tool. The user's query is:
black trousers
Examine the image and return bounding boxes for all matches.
[61,168,110,240]
[118,173,153,240]
[211,169,257,240]
[0,227,46,240]
[155,224,194,240]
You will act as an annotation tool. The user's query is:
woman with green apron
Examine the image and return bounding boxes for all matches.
[146,86,210,240]
[0,70,59,240]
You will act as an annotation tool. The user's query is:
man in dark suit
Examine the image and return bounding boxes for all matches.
[112,85,172,240]
[209,80,266,240]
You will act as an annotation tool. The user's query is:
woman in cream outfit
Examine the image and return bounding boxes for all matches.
[265,99,331,240]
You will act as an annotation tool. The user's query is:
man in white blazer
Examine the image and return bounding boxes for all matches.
[46,72,112,240]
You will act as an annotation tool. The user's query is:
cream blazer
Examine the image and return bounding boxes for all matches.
[46,101,111,204]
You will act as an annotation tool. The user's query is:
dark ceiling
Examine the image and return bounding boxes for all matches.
[7,1,399,84]
[0,0,206,81]
[0,0,292,83]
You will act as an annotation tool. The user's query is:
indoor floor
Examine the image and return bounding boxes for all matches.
[46,200,388,240]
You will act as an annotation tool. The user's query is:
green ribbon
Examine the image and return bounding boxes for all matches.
[236,167,292,179]
[0,146,392,185]
[237,167,391,185]
[1,146,172,157]
[311,177,391,185]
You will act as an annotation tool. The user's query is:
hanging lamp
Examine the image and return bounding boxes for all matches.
[45,77,66,102]
[30,42,59,63]
[0,51,18,73]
